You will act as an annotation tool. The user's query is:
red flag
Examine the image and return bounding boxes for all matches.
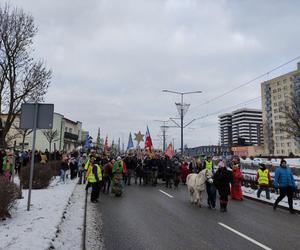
[165,143,174,158]
[103,135,109,153]
[144,126,153,151]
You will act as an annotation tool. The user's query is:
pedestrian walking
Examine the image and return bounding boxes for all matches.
[230,163,243,200]
[213,160,233,212]
[86,159,102,203]
[273,159,297,214]
[111,156,127,197]
[181,161,189,185]
[256,163,271,200]
[103,159,114,194]
[60,158,69,183]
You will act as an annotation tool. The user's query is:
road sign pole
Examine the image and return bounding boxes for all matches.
[27,103,38,211]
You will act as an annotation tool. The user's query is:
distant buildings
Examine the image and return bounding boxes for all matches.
[2,112,85,152]
[219,108,263,147]
[185,145,230,157]
[261,62,300,156]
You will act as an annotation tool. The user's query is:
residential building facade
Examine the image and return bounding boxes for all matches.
[2,112,82,152]
[219,108,263,147]
[261,62,300,156]
[219,113,232,147]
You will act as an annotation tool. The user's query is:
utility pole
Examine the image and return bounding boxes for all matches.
[155,120,176,152]
[163,90,202,155]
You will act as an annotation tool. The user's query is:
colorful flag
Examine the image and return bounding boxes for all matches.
[84,133,93,150]
[144,126,153,152]
[127,132,134,150]
[165,143,174,158]
[103,135,108,152]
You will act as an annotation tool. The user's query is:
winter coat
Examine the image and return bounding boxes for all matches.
[230,167,243,200]
[213,168,233,196]
[274,166,296,189]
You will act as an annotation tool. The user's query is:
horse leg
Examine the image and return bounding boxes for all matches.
[197,191,202,207]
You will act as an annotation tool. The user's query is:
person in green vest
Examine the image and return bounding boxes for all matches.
[203,156,213,172]
[256,163,271,200]
[86,159,102,203]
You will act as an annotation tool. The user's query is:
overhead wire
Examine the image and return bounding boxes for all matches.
[189,55,300,112]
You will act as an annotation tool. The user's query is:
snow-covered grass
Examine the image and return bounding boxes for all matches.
[0,177,77,250]
[51,184,85,250]
[242,187,300,211]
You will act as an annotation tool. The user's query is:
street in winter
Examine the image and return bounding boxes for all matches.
[1,1,300,250]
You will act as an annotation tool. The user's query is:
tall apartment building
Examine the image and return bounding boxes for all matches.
[232,108,263,145]
[261,62,300,156]
[219,113,232,147]
[219,108,263,147]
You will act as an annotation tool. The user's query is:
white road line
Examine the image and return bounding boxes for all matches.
[159,190,174,198]
[218,222,272,250]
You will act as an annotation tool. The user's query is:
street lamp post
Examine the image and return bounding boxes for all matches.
[162,90,202,155]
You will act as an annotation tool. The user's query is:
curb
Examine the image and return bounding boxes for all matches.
[243,194,300,214]
[82,188,88,250]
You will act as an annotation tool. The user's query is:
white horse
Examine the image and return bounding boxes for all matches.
[186,169,213,207]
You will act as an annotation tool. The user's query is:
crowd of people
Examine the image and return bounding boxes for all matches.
[59,149,297,214]
[0,148,297,214]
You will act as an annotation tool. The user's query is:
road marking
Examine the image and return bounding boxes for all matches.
[159,190,174,198]
[218,223,272,250]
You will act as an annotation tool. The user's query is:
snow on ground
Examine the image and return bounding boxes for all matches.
[242,187,300,211]
[240,157,300,168]
[51,184,85,250]
[0,177,77,250]
[85,190,104,250]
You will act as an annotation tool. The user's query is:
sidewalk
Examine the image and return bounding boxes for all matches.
[0,178,77,250]
[242,186,300,211]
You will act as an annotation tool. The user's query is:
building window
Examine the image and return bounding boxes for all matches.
[69,128,72,133]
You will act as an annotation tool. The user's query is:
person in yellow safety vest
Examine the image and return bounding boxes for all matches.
[256,163,271,200]
[203,156,213,172]
[85,159,102,203]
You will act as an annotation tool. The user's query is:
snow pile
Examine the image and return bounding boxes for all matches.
[240,158,300,168]
[242,187,300,211]
[0,177,77,250]
[85,190,104,250]
[51,184,85,250]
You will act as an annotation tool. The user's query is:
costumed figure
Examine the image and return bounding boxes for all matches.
[213,160,233,212]
[112,156,127,197]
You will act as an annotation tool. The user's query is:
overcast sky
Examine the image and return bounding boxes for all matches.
[8,0,300,149]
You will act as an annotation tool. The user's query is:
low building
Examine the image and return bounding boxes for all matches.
[185,145,231,157]
[231,146,265,157]
[1,112,83,152]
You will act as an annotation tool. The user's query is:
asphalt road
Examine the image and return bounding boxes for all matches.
[97,183,300,250]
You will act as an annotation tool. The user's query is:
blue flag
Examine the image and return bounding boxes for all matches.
[84,133,93,150]
[127,132,134,150]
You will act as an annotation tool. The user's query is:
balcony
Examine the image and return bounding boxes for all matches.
[64,132,79,141]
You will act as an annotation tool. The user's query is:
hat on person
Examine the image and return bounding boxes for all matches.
[117,156,121,161]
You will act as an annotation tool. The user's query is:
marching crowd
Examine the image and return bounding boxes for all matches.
[0,148,297,214]
[64,150,297,214]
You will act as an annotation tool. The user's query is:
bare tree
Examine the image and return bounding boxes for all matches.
[281,94,300,144]
[0,4,51,149]
[42,129,59,152]
[18,128,32,151]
